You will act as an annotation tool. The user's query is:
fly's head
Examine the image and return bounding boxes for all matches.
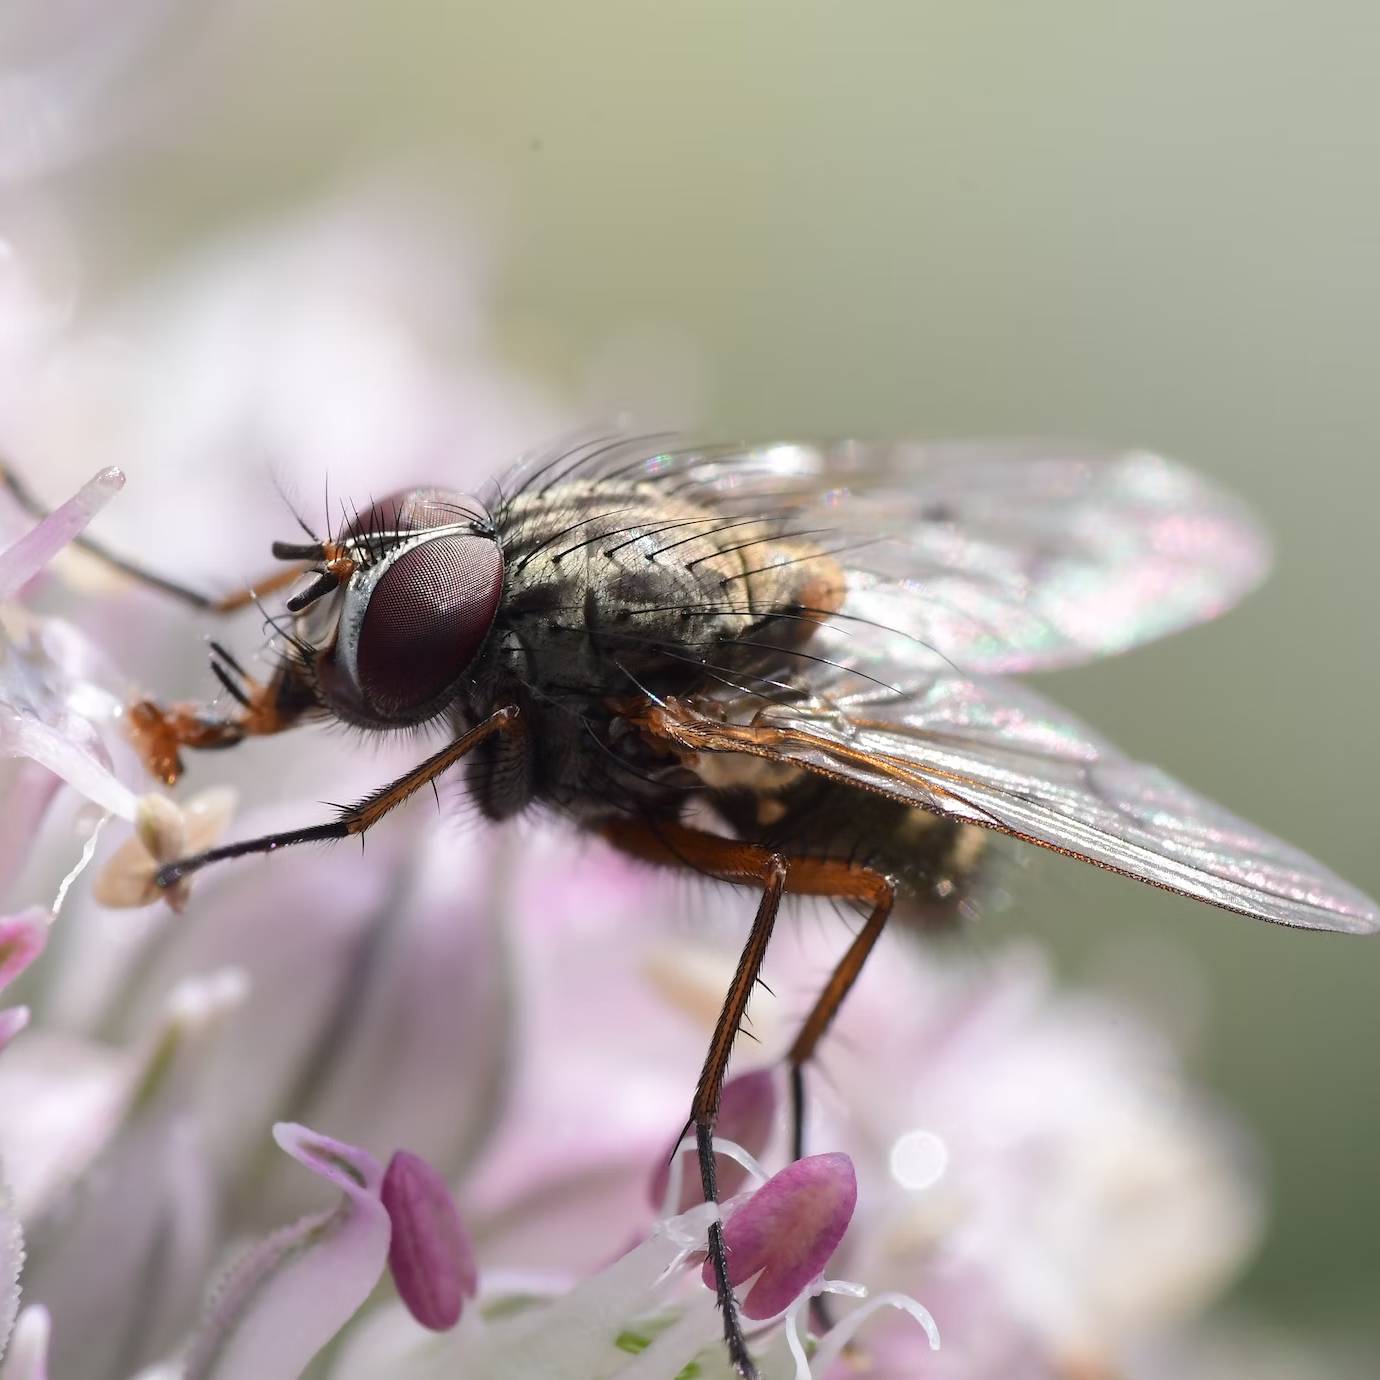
[283,488,505,729]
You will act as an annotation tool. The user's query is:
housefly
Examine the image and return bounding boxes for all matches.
[13,435,1377,1377]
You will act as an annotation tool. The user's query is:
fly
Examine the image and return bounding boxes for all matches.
[9,435,1376,1378]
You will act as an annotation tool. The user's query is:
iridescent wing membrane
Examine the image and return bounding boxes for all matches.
[664,670,1379,934]
[500,435,1377,935]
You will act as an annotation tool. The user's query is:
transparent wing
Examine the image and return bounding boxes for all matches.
[495,434,1270,675]
[661,656,1378,935]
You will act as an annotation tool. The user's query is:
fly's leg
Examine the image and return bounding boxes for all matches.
[784,866,895,1158]
[696,858,787,1380]
[127,658,318,785]
[604,818,795,1380]
[154,705,522,887]
[777,865,894,1346]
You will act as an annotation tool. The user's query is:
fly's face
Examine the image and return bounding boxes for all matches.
[286,488,505,729]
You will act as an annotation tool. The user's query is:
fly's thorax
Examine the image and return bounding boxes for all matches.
[497,479,847,697]
[478,478,849,822]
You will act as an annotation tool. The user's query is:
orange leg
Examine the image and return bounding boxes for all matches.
[784,877,894,1158]
[126,657,318,785]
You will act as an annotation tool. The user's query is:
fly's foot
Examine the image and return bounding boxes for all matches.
[126,699,197,785]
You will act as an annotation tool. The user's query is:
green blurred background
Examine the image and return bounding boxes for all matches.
[74,0,1380,1359]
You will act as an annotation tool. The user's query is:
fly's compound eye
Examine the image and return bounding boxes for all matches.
[311,487,502,724]
[353,532,503,715]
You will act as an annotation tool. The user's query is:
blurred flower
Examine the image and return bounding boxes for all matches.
[9,970,239,1376]
[0,467,138,820]
[0,1304,50,1380]
[0,0,239,187]
[0,191,560,590]
[812,944,1264,1378]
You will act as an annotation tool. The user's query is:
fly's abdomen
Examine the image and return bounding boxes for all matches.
[709,773,998,933]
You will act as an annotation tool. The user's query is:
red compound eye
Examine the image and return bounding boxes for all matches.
[355,532,503,714]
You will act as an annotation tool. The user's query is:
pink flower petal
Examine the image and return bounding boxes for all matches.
[0,601,136,819]
[15,972,240,1375]
[381,1150,477,1330]
[0,715,136,820]
[0,1006,29,1053]
[0,468,124,598]
[1,1166,21,1360]
[0,1304,50,1380]
[183,1124,390,1380]
[702,1152,857,1321]
[649,1067,778,1212]
[0,760,61,897]
[0,907,48,992]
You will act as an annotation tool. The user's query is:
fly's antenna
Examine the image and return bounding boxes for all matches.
[269,532,358,613]
[285,571,342,613]
[271,540,328,560]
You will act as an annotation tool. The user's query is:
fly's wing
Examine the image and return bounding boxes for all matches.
[511,436,1371,931]
[655,660,1378,935]
[495,435,1270,675]
[821,440,1271,676]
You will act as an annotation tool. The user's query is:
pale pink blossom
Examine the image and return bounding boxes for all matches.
[183,1124,391,1380]
[0,468,137,821]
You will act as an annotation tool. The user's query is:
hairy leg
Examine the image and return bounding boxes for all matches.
[155,705,521,885]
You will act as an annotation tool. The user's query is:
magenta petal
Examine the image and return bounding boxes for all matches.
[701,1152,857,1320]
[0,468,124,598]
[650,1067,778,1211]
[0,907,48,992]
[382,1150,477,1331]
